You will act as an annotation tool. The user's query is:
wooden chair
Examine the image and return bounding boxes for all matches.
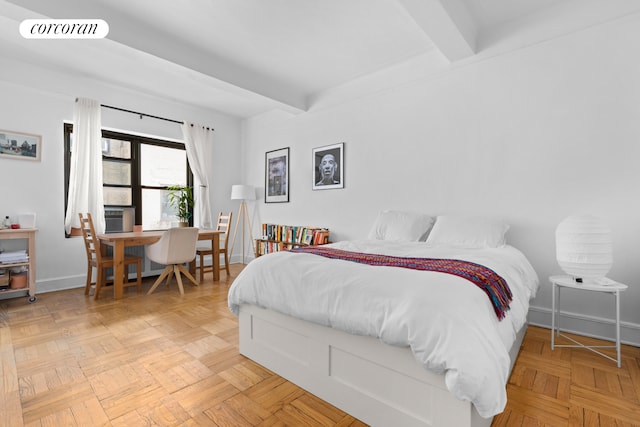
[79,213,142,300]
[197,212,232,282]
[145,227,199,295]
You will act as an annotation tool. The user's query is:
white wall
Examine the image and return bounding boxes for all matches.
[0,59,242,293]
[242,15,640,344]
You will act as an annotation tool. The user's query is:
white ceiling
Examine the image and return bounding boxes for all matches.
[1,0,638,118]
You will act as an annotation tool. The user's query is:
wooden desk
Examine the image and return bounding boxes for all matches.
[98,229,222,299]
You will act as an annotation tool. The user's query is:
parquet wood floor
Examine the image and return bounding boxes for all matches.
[494,325,640,427]
[1,263,639,426]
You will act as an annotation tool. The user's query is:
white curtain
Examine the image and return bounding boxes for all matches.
[64,98,105,234]
[181,121,214,229]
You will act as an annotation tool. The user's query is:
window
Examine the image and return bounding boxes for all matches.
[64,124,193,233]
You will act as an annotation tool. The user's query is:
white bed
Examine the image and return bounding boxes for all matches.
[228,214,539,427]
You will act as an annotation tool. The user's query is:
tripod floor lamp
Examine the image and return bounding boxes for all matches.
[229,184,256,264]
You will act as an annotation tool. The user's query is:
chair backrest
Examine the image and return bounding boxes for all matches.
[79,213,102,264]
[216,212,233,249]
[145,227,199,265]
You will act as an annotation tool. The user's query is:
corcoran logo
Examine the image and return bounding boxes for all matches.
[19,19,109,39]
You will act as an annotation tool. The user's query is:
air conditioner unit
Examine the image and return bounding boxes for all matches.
[102,207,166,278]
[104,207,135,233]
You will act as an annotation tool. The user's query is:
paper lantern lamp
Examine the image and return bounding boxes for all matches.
[555,215,613,282]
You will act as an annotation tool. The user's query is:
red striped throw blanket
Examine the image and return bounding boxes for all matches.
[290,246,512,320]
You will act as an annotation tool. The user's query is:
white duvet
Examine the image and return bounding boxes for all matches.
[228,240,539,418]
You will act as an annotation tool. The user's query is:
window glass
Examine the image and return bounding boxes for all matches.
[141,188,175,230]
[102,138,131,159]
[103,187,132,206]
[103,160,131,186]
[141,144,186,187]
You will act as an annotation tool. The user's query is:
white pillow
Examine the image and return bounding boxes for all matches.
[367,210,435,242]
[425,215,509,248]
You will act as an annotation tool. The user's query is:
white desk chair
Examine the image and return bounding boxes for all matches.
[146,227,199,296]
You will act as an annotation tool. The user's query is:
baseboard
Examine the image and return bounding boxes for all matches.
[528,305,640,347]
[32,267,166,295]
[32,274,86,293]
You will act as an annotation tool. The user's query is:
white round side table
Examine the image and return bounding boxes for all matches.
[549,275,627,368]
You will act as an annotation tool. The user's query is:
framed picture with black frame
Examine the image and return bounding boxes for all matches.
[312,142,344,190]
[265,147,289,203]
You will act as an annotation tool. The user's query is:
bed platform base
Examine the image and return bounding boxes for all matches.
[239,304,526,427]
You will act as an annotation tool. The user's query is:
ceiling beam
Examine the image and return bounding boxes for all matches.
[398,0,477,62]
[108,28,307,115]
[4,0,307,114]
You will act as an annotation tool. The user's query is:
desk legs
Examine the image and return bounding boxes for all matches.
[615,290,621,368]
[551,281,556,349]
[212,233,220,281]
[189,233,221,281]
[113,241,125,300]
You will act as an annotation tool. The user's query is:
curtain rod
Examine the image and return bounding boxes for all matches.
[75,101,214,131]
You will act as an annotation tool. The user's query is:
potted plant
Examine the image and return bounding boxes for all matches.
[167,185,194,227]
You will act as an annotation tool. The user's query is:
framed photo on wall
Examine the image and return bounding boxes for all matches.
[312,142,344,190]
[265,147,289,203]
[0,129,41,161]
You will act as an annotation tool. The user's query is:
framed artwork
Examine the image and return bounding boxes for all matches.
[0,129,41,161]
[265,147,289,203]
[312,142,344,190]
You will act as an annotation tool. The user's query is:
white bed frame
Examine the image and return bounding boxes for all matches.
[239,304,526,427]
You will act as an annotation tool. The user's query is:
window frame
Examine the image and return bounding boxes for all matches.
[63,123,193,233]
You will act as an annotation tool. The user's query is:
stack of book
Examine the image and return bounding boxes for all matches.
[258,223,331,257]
[261,224,330,245]
[0,250,28,264]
